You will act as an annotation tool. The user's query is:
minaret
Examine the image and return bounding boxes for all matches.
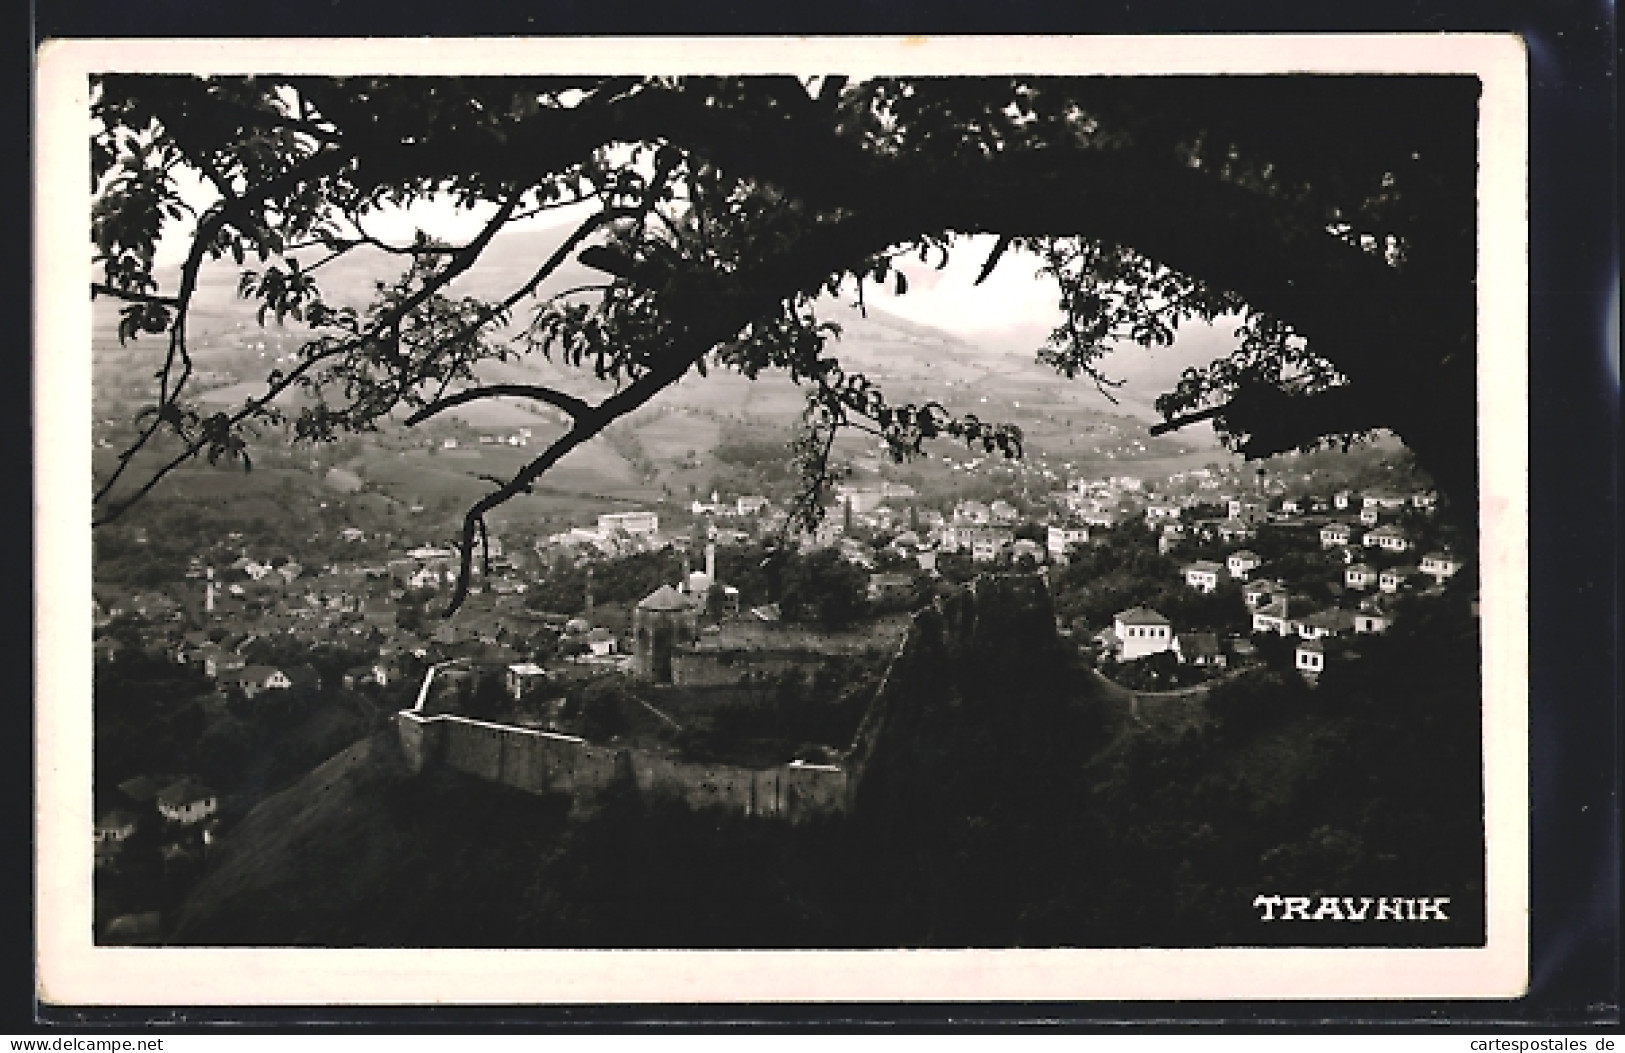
[584,566,595,620]
[204,566,215,615]
[705,542,716,582]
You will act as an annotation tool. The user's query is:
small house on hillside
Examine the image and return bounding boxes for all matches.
[1225,550,1261,580]
[1420,551,1463,583]
[156,778,218,826]
[1243,580,1283,609]
[1320,522,1352,549]
[1379,566,1421,594]
[1344,563,1375,590]
[1174,632,1226,668]
[232,665,292,697]
[94,809,139,845]
[1355,598,1392,634]
[1363,524,1411,553]
[1183,561,1222,594]
[1047,524,1091,561]
[1111,607,1174,661]
[1251,597,1295,636]
[506,662,549,701]
[1295,638,1326,681]
[1297,608,1357,640]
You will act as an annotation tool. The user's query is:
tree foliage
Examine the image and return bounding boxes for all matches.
[91,74,1480,612]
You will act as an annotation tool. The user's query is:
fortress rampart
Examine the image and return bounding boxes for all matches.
[397,708,848,819]
[395,573,1050,821]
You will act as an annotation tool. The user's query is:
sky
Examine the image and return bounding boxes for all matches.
[153,177,1069,336]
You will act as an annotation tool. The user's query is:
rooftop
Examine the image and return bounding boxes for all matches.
[636,584,694,611]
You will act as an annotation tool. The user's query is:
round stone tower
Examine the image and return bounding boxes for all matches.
[633,584,697,683]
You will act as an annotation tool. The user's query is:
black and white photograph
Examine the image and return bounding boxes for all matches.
[36,35,1529,1004]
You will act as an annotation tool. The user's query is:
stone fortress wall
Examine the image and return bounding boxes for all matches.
[396,574,1044,820]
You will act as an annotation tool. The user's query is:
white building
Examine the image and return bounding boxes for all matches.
[1225,550,1261,580]
[1297,608,1356,640]
[1046,524,1091,562]
[1251,598,1295,636]
[156,778,218,826]
[1363,525,1411,553]
[1183,561,1222,593]
[1319,522,1352,549]
[597,511,659,537]
[1295,639,1325,680]
[1355,599,1391,634]
[1420,551,1463,583]
[1113,607,1174,661]
[1379,566,1420,594]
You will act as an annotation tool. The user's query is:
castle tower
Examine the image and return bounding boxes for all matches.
[633,584,696,684]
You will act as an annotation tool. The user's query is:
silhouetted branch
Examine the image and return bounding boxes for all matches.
[404,384,592,426]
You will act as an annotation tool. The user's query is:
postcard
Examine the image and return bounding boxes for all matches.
[36,33,1528,1005]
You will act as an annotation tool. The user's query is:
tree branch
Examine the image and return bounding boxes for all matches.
[404,384,592,426]
[90,284,179,307]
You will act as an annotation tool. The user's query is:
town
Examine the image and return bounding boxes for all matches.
[90,429,1471,944]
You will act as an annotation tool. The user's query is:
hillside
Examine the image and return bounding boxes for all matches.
[102,225,1233,520]
[168,732,578,946]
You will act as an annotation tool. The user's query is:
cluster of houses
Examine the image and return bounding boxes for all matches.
[439,427,535,450]
[1095,484,1463,686]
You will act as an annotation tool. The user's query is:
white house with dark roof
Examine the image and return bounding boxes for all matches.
[1251,597,1296,636]
[1364,491,1410,510]
[231,665,292,697]
[1226,549,1261,579]
[1355,597,1392,634]
[1144,501,1181,524]
[1183,560,1222,593]
[155,778,218,826]
[1363,524,1411,553]
[94,809,139,844]
[1297,608,1357,640]
[1112,607,1174,661]
[1319,522,1352,549]
[1046,523,1091,562]
[1344,563,1376,590]
[1242,579,1284,608]
[1359,505,1382,526]
[1420,551,1463,583]
[1295,638,1326,680]
[1379,566,1421,594]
